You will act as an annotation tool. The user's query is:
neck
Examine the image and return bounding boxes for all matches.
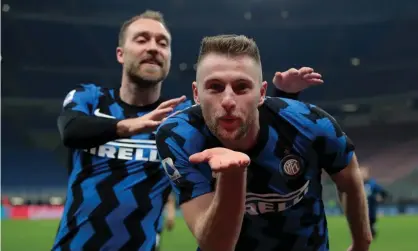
[221,112,260,152]
[120,73,162,106]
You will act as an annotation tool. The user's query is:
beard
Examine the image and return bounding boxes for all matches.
[212,120,247,141]
[202,107,253,143]
[126,61,167,88]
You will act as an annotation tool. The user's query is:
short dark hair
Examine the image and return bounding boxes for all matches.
[197,34,261,65]
[118,10,169,46]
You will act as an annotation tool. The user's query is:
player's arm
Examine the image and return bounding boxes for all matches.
[58,85,186,149]
[331,154,372,247]
[182,166,246,251]
[273,89,300,100]
[312,105,372,249]
[337,189,347,213]
[156,122,247,251]
[57,84,122,149]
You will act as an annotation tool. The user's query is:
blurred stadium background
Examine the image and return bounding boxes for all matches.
[2,0,418,250]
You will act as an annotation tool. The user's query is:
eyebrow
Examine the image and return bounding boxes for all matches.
[132,31,170,42]
[204,78,253,84]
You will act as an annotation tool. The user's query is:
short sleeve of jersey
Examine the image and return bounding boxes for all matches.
[309,104,355,175]
[156,116,213,205]
[62,83,99,115]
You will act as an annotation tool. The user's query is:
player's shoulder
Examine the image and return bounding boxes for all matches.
[74,82,103,93]
[263,96,331,120]
[156,104,204,139]
[262,96,310,118]
[172,99,194,112]
[263,96,345,138]
[61,83,100,107]
[157,104,203,131]
[63,83,102,99]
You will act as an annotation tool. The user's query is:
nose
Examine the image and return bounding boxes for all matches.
[220,87,236,112]
[146,39,159,53]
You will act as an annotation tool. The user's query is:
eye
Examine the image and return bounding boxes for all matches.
[234,82,251,93]
[135,38,147,44]
[159,40,168,47]
[208,83,224,92]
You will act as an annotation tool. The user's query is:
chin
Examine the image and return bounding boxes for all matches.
[143,75,164,82]
[216,129,242,142]
[129,76,159,88]
[138,70,164,80]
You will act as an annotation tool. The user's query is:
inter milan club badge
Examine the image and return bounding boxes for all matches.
[279,154,305,179]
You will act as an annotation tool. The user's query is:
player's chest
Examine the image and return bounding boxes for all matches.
[93,99,152,120]
[83,134,159,163]
[247,135,321,186]
[246,151,313,193]
[242,147,321,215]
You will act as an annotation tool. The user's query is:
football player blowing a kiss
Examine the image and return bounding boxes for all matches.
[156,34,372,251]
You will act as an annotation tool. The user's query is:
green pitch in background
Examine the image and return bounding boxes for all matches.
[2,216,418,251]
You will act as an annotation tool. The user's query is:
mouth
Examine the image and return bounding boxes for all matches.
[220,115,239,120]
[141,59,162,67]
[218,116,240,129]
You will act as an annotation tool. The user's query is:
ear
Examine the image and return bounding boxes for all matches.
[192,81,200,104]
[258,81,268,106]
[116,47,124,64]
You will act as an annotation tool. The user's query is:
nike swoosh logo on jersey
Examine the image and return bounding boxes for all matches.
[94,109,116,119]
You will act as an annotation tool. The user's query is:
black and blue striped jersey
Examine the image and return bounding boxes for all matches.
[156,97,355,251]
[52,83,192,251]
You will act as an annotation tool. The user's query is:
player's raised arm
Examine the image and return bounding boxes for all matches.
[156,122,248,251]
[310,105,372,251]
[57,84,186,149]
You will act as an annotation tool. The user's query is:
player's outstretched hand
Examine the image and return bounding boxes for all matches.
[189,147,250,173]
[117,96,187,136]
[273,67,324,93]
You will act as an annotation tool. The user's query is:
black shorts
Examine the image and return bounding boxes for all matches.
[370,218,377,238]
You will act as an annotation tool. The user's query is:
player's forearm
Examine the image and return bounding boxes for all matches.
[343,184,373,246]
[337,191,347,213]
[194,171,247,251]
[58,111,120,149]
[273,88,300,100]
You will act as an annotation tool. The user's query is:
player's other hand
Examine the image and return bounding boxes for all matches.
[189,147,250,173]
[117,96,186,136]
[165,217,175,231]
[273,67,323,93]
[147,95,187,121]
